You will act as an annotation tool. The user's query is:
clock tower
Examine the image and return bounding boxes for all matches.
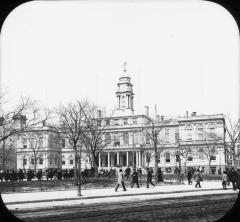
[115,62,134,115]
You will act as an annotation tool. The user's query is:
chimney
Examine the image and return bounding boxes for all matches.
[154,104,158,120]
[156,115,160,122]
[186,111,188,118]
[191,112,197,117]
[160,116,164,121]
[97,110,102,118]
[144,106,149,117]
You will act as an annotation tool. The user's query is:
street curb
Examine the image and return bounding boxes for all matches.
[4,188,230,205]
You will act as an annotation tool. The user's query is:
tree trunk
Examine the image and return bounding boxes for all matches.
[184,160,187,174]
[232,151,237,170]
[34,156,37,173]
[74,148,78,186]
[154,138,158,184]
[1,142,5,171]
[209,160,211,174]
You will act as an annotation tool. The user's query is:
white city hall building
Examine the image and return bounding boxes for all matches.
[16,67,226,174]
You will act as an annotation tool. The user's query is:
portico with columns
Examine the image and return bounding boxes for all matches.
[98,150,143,170]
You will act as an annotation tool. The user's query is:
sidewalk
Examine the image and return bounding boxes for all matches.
[2,181,238,205]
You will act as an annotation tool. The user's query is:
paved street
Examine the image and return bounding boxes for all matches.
[9,193,238,222]
[1,181,239,222]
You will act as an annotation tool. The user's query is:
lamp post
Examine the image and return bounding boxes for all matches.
[77,145,82,196]
[132,134,135,170]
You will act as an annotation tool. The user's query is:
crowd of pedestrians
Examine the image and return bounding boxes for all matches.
[115,166,164,191]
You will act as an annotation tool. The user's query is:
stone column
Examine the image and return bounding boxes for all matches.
[99,153,101,168]
[126,151,129,167]
[108,152,110,168]
[117,152,119,165]
[139,151,141,167]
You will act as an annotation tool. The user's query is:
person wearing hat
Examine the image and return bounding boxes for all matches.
[115,168,127,192]
[146,168,155,188]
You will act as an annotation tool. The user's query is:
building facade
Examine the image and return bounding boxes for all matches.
[15,67,226,174]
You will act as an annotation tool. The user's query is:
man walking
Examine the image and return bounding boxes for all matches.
[125,166,131,180]
[131,168,140,188]
[222,171,228,190]
[187,169,193,185]
[115,169,127,192]
[195,169,202,188]
[229,167,237,190]
[146,168,155,188]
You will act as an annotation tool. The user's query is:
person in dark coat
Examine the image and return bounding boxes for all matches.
[187,169,193,185]
[236,169,240,190]
[4,170,10,181]
[125,166,131,180]
[0,170,3,182]
[36,169,43,180]
[17,169,24,181]
[146,168,155,188]
[115,169,127,192]
[229,168,238,190]
[27,169,33,181]
[131,168,139,188]
[157,168,164,183]
[194,169,202,188]
[56,169,62,180]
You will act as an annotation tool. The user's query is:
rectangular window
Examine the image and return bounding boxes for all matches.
[123,118,128,125]
[70,159,73,165]
[210,156,216,161]
[165,167,171,173]
[187,156,193,161]
[31,158,34,165]
[133,133,139,144]
[62,139,65,148]
[114,119,119,125]
[39,158,43,165]
[198,133,204,140]
[106,119,110,126]
[23,159,27,165]
[62,160,65,165]
[123,133,129,145]
[38,137,43,147]
[22,138,27,148]
[176,155,180,162]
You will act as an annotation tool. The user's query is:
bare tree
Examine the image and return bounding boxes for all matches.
[178,146,192,174]
[200,140,218,174]
[81,104,116,176]
[198,116,239,169]
[54,100,88,196]
[224,118,240,169]
[0,96,49,171]
[0,137,15,171]
[22,131,46,173]
[142,116,172,184]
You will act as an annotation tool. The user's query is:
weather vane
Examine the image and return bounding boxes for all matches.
[123,62,127,72]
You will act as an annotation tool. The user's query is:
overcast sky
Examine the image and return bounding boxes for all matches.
[0,0,239,121]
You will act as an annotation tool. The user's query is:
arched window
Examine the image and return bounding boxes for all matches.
[62,155,65,165]
[22,156,27,166]
[105,133,111,144]
[198,148,205,160]
[165,152,170,163]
